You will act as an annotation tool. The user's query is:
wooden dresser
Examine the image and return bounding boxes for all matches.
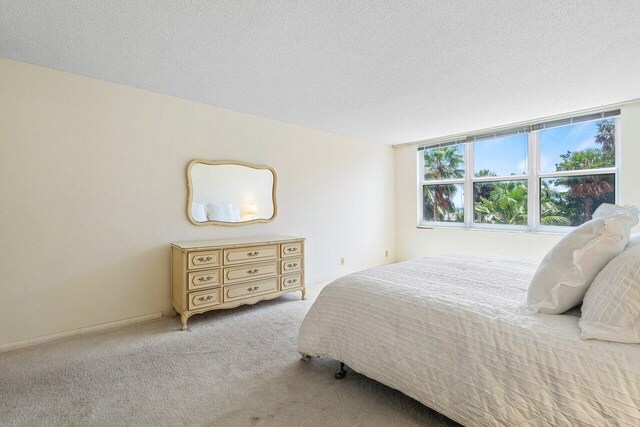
[171,236,305,330]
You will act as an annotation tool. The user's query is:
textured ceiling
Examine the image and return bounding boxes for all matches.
[1,1,640,144]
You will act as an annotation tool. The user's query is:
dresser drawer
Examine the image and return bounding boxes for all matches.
[281,273,303,291]
[281,257,302,274]
[223,278,279,302]
[281,242,302,257]
[188,288,222,310]
[223,245,278,265]
[188,250,221,270]
[187,269,221,291]
[223,260,278,284]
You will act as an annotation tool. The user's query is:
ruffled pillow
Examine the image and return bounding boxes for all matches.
[527,204,639,314]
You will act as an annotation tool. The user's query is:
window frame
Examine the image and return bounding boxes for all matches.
[418,143,468,228]
[417,116,620,232]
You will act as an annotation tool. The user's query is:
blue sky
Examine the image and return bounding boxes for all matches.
[472,119,609,176]
[538,120,607,172]
[474,134,527,176]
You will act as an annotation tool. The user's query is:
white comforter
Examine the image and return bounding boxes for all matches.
[298,255,640,426]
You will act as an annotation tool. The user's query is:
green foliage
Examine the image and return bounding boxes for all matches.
[424,184,463,222]
[423,146,464,222]
[595,119,615,156]
[474,181,528,225]
[476,169,496,177]
[423,146,464,180]
[473,169,497,205]
[546,174,615,225]
[540,180,572,226]
[556,148,614,171]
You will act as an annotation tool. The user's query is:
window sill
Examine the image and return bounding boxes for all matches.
[416,225,570,235]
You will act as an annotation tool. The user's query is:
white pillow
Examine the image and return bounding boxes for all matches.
[206,202,224,221]
[527,204,639,314]
[579,243,640,343]
[206,202,235,222]
[626,232,640,249]
[191,203,207,222]
[232,208,241,222]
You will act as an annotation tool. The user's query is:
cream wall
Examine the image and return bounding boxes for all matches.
[0,58,395,347]
[394,101,640,262]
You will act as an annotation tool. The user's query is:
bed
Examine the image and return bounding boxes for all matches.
[298,254,640,426]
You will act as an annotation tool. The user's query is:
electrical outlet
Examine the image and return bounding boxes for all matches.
[340,257,345,265]
[385,250,389,257]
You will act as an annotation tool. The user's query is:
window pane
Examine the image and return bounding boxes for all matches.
[473,180,528,225]
[539,119,615,173]
[540,174,615,226]
[423,184,464,222]
[474,134,527,177]
[423,144,465,180]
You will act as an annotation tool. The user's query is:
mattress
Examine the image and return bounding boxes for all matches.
[298,254,640,426]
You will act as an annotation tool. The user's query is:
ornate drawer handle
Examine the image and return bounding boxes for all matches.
[287,263,298,268]
[247,251,259,257]
[197,256,213,262]
[197,295,214,302]
[247,269,259,274]
[286,247,298,252]
[246,286,259,292]
[287,278,298,284]
[197,276,214,282]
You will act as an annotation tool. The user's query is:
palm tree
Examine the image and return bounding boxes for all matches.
[423,146,464,221]
[472,169,497,223]
[539,180,571,226]
[423,146,464,180]
[474,181,527,225]
[562,175,613,222]
[424,184,459,221]
[473,169,496,203]
[594,119,615,156]
[557,149,614,222]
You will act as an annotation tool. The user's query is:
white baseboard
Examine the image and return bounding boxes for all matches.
[0,312,163,353]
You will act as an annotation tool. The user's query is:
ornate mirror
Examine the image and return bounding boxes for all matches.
[186,160,277,226]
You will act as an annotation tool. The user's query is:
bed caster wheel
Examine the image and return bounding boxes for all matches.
[335,362,347,379]
[301,354,312,361]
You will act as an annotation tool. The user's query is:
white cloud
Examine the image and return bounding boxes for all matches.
[540,154,554,172]
[576,137,596,151]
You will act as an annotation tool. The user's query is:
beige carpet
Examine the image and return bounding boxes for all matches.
[0,280,459,427]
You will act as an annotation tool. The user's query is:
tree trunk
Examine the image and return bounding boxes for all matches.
[584,198,593,222]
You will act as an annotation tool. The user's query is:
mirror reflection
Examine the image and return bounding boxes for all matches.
[188,161,276,225]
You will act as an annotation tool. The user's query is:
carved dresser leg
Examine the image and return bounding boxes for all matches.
[301,287,307,300]
[170,307,177,317]
[181,314,188,331]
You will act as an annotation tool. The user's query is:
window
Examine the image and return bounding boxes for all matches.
[418,111,619,231]
[537,119,616,227]
[473,134,528,227]
[421,144,465,223]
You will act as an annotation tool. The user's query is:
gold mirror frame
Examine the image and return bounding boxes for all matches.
[186,159,278,226]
